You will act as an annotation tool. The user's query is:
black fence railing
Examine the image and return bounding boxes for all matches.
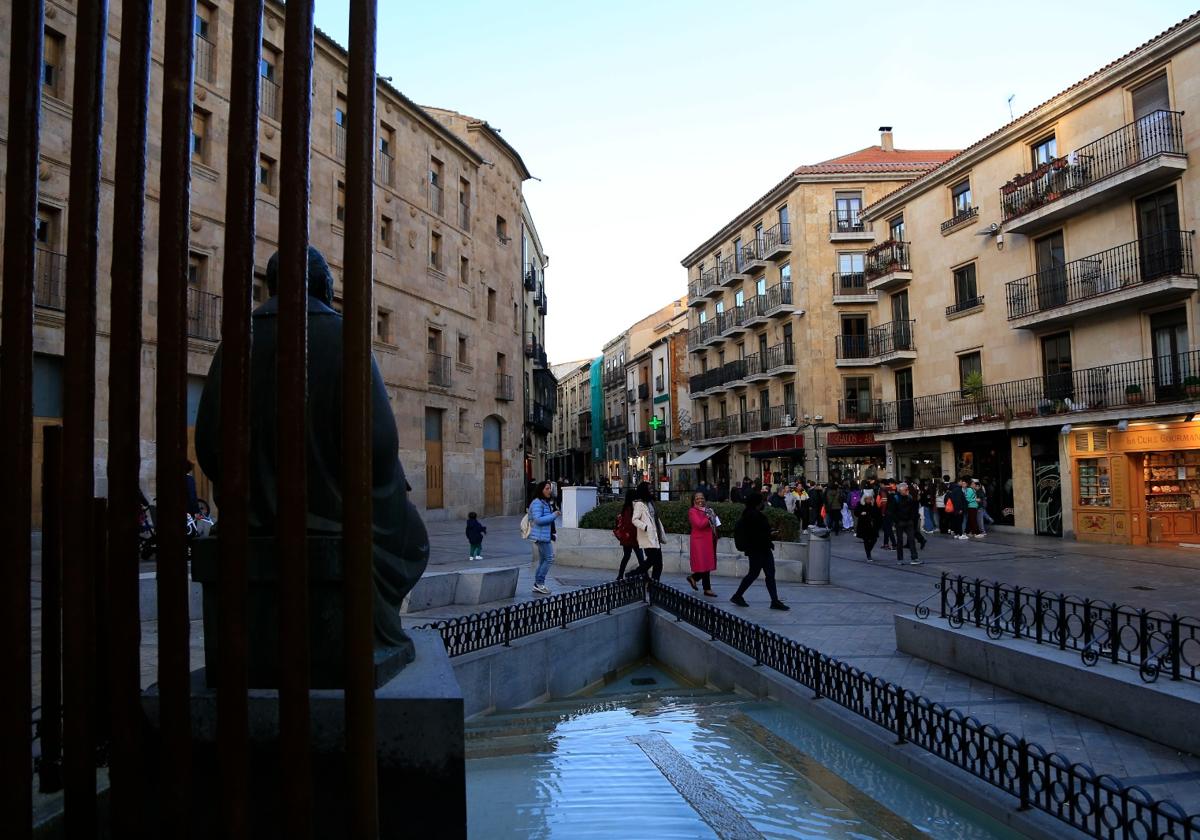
[194,34,215,83]
[718,305,745,334]
[527,401,554,433]
[945,294,985,317]
[865,241,910,281]
[1001,111,1186,223]
[427,352,451,388]
[718,254,736,285]
[764,281,793,313]
[687,319,717,350]
[688,267,720,300]
[835,334,872,361]
[1006,231,1196,320]
[838,398,883,426]
[654,374,664,393]
[648,582,1200,840]
[742,294,767,322]
[260,75,280,120]
[376,151,394,187]
[880,348,1200,432]
[832,271,869,297]
[741,237,764,267]
[869,319,915,357]
[495,373,514,401]
[940,205,979,233]
[636,430,651,448]
[334,122,347,161]
[523,264,539,292]
[185,287,221,342]
[762,222,791,254]
[764,341,795,371]
[922,573,1200,685]
[829,209,870,234]
[637,382,649,400]
[34,247,66,311]
[430,182,443,216]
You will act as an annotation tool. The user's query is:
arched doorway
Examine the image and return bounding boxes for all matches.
[483,416,503,516]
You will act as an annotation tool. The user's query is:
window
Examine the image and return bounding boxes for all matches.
[36,205,59,247]
[427,327,442,354]
[375,308,391,343]
[380,215,392,247]
[430,230,442,270]
[260,46,279,118]
[429,157,444,215]
[335,94,347,127]
[753,222,764,246]
[780,262,791,285]
[458,177,471,230]
[783,383,795,413]
[838,253,865,288]
[458,334,469,365]
[258,155,275,195]
[951,180,972,215]
[734,289,744,307]
[755,277,766,297]
[194,4,215,83]
[835,193,862,231]
[486,287,496,321]
[1042,332,1073,401]
[843,377,873,422]
[1132,74,1170,120]
[497,352,507,373]
[259,50,276,82]
[43,28,65,99]
[733,238,743,272]
[459,255,470,285]
[1032,135,1057,167]
[496,215,509,243]
[953,263,978,306]
[335,180,345,223]
[378,125,395,185]
[334,94,347,160]
[191,108,209,163]
[458,408,468,436]
[188,253,207,288]
[698,310,707,325]
[715,300,724,315]
[889,214,905,242]
[958,352,982,391]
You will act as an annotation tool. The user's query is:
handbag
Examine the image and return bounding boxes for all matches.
[945,497,955,514]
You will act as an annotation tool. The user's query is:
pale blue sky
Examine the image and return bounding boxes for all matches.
[313,1,1197,363]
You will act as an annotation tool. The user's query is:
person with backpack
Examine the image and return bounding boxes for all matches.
[730,491,789,610]
[854,489,883,562]
[612,489,644,578]
[964,479,983,538]
[824,483,842,534]
[973,479,993,536]
[527,481,558,594]
[628,482,666,581]
[465,511,487,560]
[944,477,968,539]
[685,491,719,597]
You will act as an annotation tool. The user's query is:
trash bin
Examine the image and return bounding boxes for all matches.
[805,526,831,585]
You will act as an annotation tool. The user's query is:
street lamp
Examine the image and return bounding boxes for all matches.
[799,414,838,482]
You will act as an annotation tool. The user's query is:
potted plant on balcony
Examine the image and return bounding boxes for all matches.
[1185,376,1200,399]
[1126,384,1145,405]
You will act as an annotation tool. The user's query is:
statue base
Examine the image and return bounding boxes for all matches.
[141,628,465,838]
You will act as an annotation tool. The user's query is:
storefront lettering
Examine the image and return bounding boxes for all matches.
[1116,428,1200,450]
[827,431,876,446]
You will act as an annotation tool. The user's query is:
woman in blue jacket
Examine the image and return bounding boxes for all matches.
[528,480,559,594]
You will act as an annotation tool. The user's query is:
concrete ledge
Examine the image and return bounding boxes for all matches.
[454,566,519,605]
[649,609,1081,840]
[895,614,1200,757]
[401,570,458,613]
[451,603,648,718]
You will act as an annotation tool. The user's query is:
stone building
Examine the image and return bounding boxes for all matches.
[858,12,1200,545]
[599,330,629,486]
[624,298,688,486]
[682,133,955,489]
[9,0,546,522]
[520,198,555,491]
[548,359,595,483]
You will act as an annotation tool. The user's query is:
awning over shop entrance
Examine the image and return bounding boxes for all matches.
[667,444,728,468]
[749,434,805,459]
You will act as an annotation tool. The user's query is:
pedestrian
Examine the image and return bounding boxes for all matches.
[854,489,882,562]
[965,479,983,538]
[797,482,810,530]
[933,480,946,533]
[892,482,922,565]
[629,481,666,580]
[945,478,968,539]
[729,491,789,611]
[528,481,558,594]
[716,479,730,503]
[465,511,487,560]
[825,483,842,534]
[973,479,994,536]
[686,491,719,597]
[730,479,743,504]
[612,489,644,578]
[784,484,798,515]
[878,485,895,550]
[770,484,788,510]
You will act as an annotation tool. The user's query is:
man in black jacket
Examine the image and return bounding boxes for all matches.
[892,482,922,565]
[730,492,789,610]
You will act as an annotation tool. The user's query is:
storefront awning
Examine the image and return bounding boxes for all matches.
[667,445,728,468]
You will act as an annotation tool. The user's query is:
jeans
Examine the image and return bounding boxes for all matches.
[895,521,919,563]
[922,506,935,532]
[617,545,644,578]
[733,551,780,603]
[534,540,555,584]
[978,507,994,534]
[631,547,663,581]
[469,541,483,559]
[826,508,840,534]
[881,517,895,547]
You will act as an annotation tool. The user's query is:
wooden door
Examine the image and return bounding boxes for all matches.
[425,407,443,509]
[484,451,502,516]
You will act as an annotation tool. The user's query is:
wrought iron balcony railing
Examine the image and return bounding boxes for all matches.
[940,205,979,233]
[865,241,911,281]
[764,281,793,313]
[334,122,347,161]
[260,75,280,120]
[459,201,471,231]
[195,34,215,83]
[740,237,764,268]
[1001,110,1186,223]
[430,182,444,216]
[427,352,451,388]
[829,208,870,235]
[945,295,985,317]
[496,373,514,401]
[764,341,795,371]
[185,287,222,342]
[34,247,66,311]
[637,382,649,400]
[835,334,872,362]
[1005,231,1196,320]
[717,305,745,334]
[838,398,883,426]
[870,319,916,356]
[655,374,665,393]
[376,151,394,187]
[763,222,791,253]
[832,271,871,298]
[688,266,720,300]
[718,254,736,285]
[687,319,717,350]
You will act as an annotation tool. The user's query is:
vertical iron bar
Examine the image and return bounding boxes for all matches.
[1017,738,1031,811]
[0,0,44,833]
[217,2,265,837]
[938,572,947,618]
[343,2,380,836]
[1058,595,1068,651]
[92,497,111,762]
[156,0,196,833]
[62,0,110,832]
[106,1,154,832]
[278,2,316,835]
[1109,604,1120,665]
[39,427,64,795]
[1170,615,1182,682]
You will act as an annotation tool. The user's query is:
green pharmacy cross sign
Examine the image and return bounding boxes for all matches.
[648,416,663,431]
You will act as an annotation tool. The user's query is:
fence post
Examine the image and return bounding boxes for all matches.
[1057,594,1068,650]
[973,578,983,628]
[939,571,947,618]
[39,426,64,795]
[1138,610,1149,671]
[1170,614,1181,681]
[1017,738,1031,811]
[894,690,907,745]
[1011,586,1023,639]
[503,606,512,647]
[955,575,964,623]
[1110,603,1120,665]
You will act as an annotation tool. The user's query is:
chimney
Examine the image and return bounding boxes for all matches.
[879,126,894,152]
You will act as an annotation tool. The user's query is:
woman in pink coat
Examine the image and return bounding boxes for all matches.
[686,491,719,597]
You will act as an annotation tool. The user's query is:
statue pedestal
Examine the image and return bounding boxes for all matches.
[141,629,465,838]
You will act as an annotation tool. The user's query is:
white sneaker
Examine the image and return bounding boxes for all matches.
[467,555,474,561]
[533,583,550,595]
[478,554,484,559]
[956,534,969,540]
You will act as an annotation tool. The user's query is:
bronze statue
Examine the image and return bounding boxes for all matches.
[195,247,428,666]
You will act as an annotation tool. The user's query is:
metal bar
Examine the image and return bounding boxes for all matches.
[92,497,111,765]
[105,1,154,831]
[0,0,44,833]
[343,3,380,834]
[39,426,64,795]
[277,1,316,835]
[217,2,265,836]
[155,0,196,833]
[61,0,110,832]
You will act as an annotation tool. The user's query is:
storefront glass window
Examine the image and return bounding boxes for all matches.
[1078,458,1111,508]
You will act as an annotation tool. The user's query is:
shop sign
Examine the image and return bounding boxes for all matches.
[1109,423,1200,453]
[827,431,876,447]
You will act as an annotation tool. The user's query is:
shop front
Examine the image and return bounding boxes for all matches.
[750,434,804,487]
[826,431,886,483]
[951,431,1015,526]
[1070,418,1200,546]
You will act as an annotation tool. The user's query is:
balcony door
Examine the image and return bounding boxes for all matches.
[1151,308,1189,401]
[1132,73,1172,158]
[841,315,867,359]
[1137,187,1182,280]
[1035,231,1067,310]
[895,368,914,431]
[838,253,865,291]
[890,291,912,350]
[758,388,770,431]
[835,194,862,232]
[1042,331,1073,403]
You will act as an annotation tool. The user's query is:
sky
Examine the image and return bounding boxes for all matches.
[312,0,1198,365]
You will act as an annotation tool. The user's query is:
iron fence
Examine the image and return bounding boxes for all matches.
[869,319,916,356]
[717,305,745,334]
[260,75,280,120]
[648,583,1200,840]
[763,221,791,253]
[34,247,66,310]
[830,209,869,234]
[185,287,221,342]
[835,334,872,361]
[946,295,985,317]
[427,352,451,388]
[459,200,470,231]
[1006,231,1196,319]
[764,341,795,372]
[1001,111,1185,222]
[430,182,443,216]
[832,271,869,297]
[376,150,393,186]
[334,121,347,160]
[194,34,215,84]
[495,373,514,401]
[687,319,717,350]
[865,241,910,281]
[940,205,979,233]
[741,237,764,266]
[838,398,883,426]
[718,254,735,284]
[920,572,1200,684]
[764,281,793,313]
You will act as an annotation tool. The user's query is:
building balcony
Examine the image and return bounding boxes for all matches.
[719,305,748,336]
[430,182,444,216]
[377,151,395,187]
[763,281,795,317]
[638,382,650,401]
[34,247,65,311]
[763,403,798,432]
[524,333,543,360]
[837,399,883,428]
[1001,111,1187,236]
[945,295,985,319]
[722,358,748,389]
[691,368,723,396]
[655,374,665,393]
[627,388,635,404]
[871,320,916,365]
[835,335,878,367]
[526,401,554,434]
[831,271,877,305]
[703,318,727,347]
[718,254,739,288]
[688,266,721,305]
[740,238,769,274]
[879,348,1200,434]
[636,430,651,448]
[762,222,792,260]
[427,352,451,388]
[865,241,912,291]
[335,122,347,161]
[260,76,280,121]
[742,294,769,328]
[186,287,222,342]
[496,373,514,401]
[537,283,548,316]
[764,342,796,376]
[702,416,735,441]
[940,205,979,235]
[1005,231,1197,329]
[195,34,215,84]
[829,210,874,241]
[524,264,539,292]
[744,352,771,383]
[604,416,628,440]
[688,319,718,352]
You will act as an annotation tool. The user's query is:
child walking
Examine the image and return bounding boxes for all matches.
[466,512,487,560]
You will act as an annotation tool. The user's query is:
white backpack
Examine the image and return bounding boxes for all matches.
[520,513,532,540]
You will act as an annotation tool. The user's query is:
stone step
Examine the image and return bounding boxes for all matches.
[400,565,519,613]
